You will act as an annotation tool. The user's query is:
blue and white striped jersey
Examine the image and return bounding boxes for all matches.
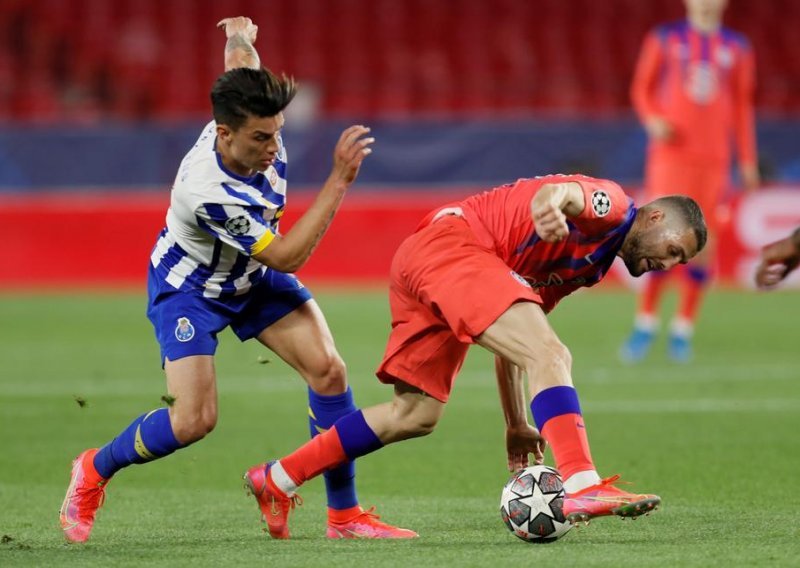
[150,120,287,298]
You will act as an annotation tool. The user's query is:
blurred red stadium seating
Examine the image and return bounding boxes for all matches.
[2,0,798,121]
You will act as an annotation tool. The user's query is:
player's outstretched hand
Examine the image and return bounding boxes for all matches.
[217,17,258,44]
[532,200,569,243]
[505,423,546,472]
[755,231,800,289]
[330,125,375,187]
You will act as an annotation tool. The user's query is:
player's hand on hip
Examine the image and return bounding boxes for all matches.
[217,17,258,44]
[505,424,546,472]
[330,125,375,186]
[740,163,760,192]
[645,116,673,141]
[532,201,569,243]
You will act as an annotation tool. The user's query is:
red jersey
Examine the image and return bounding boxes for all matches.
[457,174,635,313]
[631,20,756,167]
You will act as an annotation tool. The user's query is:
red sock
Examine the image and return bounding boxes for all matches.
[639,271,670,316]
[541,414,595,481]
[280,426,348,486]
[678,269,708,322]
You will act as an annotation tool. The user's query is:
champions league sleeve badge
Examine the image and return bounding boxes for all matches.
[591,190,611,217]
[175,317,195,342]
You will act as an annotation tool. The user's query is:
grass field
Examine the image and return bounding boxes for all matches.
[1,287,798,566]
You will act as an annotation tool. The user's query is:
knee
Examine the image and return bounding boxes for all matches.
[308,353,348,395]
[171,407,217,444]
[525,337,572,380]
[394,407,440,440]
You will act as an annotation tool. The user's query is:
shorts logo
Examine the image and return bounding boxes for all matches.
[175,317,195,342]
[225,216,251,236]
[591,190,611,217]
[510,271,532,288]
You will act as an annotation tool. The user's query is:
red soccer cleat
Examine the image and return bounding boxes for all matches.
[59,449,109,543]
[326,506,418,539]
[562,475,661,524]
[244,462,302,539]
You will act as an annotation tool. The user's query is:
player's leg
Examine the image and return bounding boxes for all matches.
[60,355,217,543]
[669,165,725,361]
[60,279,227,543]
[620,157,680,362]
[235,270,416,538]
[477,301,660,522]
[253,380,441,538]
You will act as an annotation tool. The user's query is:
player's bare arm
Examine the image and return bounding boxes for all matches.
[252,125,375,272]
[495,356,545,471]
[530,182,586,243]
[218,17,261,71]
[754,227,800,288]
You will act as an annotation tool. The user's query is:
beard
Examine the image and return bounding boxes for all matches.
[621,233,645,277]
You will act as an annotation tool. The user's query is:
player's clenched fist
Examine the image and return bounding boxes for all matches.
[330,125,375,186]
[217,17,258,43]
[532,200,569,243]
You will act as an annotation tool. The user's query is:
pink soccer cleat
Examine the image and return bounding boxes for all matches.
[326,507,418,539]
[244,462,302,539]
[59,449,109,543]
[563,475,661,524]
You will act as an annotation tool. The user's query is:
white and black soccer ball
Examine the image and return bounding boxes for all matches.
[500,465,573,543]
[225,215,251,236]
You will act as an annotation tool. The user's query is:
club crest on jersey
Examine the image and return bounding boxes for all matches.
[175,317,195,342]
[591,190,611,217]
[225,215,251,236]
[510,271,532,288]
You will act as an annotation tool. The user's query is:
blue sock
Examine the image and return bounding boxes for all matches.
[334,409,384,460]
[93,408,183,479]
[686,265,710,284]
[530,385,583,431]
[308,387,359,510]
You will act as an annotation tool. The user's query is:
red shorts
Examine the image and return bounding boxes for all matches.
[376,215,542,402]
[645,156,729,234]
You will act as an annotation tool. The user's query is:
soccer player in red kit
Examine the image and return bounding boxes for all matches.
[242,174,707,535]
[621,0,758,363]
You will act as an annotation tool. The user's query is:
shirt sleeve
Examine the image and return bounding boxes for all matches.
[195,200,275,256]
[568,178,630,237]
[630,30,665,122]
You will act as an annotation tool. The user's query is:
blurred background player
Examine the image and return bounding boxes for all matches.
[242,174,707,534]
[621,0,759,363]
[754,227,800,289]
[59,17,415,543]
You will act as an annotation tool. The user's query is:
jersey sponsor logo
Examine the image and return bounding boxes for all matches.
[525,272,589,288]
[175,317,195,342]
[225,215,251,236]
[510,271,532,288]
[591,190,611,217]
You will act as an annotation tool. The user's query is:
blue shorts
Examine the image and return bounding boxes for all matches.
[146,265,313,365]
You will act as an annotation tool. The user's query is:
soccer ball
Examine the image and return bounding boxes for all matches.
[500,465,573,543]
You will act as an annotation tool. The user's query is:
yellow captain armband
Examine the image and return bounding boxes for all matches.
[251,230,276,255]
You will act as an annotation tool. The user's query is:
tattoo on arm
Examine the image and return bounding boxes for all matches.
[224,34,260,70]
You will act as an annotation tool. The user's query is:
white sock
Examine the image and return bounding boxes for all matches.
[563,470,601,494]
[269,461,298,496]
[634,314,658,332]
[670,316,694,338]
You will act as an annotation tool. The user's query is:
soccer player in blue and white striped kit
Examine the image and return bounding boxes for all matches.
[60,17,415,542]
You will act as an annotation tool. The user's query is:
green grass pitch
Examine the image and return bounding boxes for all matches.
[1,287,798,566]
